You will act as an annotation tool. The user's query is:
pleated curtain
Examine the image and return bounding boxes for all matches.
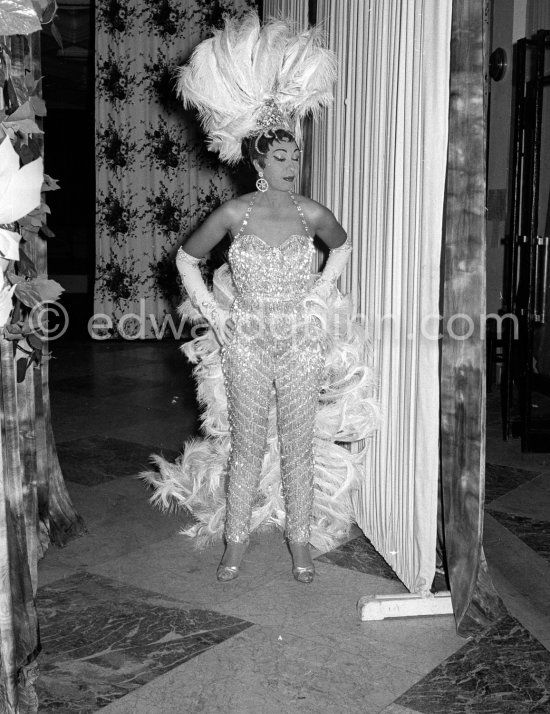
[310,0,452,594]
[263,0,308,26]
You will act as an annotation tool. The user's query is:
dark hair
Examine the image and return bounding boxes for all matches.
[242,128,297,168]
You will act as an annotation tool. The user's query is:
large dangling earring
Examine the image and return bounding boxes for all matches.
[256,171,269,192]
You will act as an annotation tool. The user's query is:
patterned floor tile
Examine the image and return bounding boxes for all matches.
[51,371,166,397]
[488,511,550,564]
[36,571,252,713]
[395,614,550,714]
[315,534,401,581]
[485,463,543,504]
[56,436,179,485]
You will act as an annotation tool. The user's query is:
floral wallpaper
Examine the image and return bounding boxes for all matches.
[95,0,255,339]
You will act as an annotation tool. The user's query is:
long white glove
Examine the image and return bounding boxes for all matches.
[176,247,229,344]
[311,235,352,300]
[305,236,352,332]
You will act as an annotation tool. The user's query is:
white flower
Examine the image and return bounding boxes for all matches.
[0,136,43,261]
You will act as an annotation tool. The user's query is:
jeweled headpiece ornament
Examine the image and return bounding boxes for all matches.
[176,12,337,165]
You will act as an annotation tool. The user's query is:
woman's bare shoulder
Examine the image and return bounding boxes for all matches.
[294,195,335,225]
[293,194,346,246]
[182,195,252,255]
[219,193,254,222]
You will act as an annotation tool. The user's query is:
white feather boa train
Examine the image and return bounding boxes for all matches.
[141,265,380,550]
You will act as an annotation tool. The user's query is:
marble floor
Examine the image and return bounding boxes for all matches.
[36,339,550,714]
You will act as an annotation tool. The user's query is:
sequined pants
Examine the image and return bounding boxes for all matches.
[221,296,326,544]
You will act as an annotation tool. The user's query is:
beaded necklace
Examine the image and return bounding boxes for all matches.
[233,191,311,246]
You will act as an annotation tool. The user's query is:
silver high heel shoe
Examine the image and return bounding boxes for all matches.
[292,565,315,584]
[289,542,315,584]
[216,541,248,582]
[216,564,240,582]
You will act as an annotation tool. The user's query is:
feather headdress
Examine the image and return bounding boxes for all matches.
[176,12,337,164]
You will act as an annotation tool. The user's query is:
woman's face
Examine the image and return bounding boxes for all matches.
[255,139,300,191]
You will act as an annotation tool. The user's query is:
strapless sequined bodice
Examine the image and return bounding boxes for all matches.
[228,233,314,299]
[227,193,314,300]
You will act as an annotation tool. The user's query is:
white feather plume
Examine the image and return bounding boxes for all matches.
[176,12,337,164]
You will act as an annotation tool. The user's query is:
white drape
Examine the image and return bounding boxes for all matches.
[311,0,451,594]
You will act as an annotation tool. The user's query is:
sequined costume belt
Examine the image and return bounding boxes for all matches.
[231,292,317,342]
[235,292,308,306]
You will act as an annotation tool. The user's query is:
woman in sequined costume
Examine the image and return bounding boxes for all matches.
[142,13,379,583]
[175,128,351,583]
